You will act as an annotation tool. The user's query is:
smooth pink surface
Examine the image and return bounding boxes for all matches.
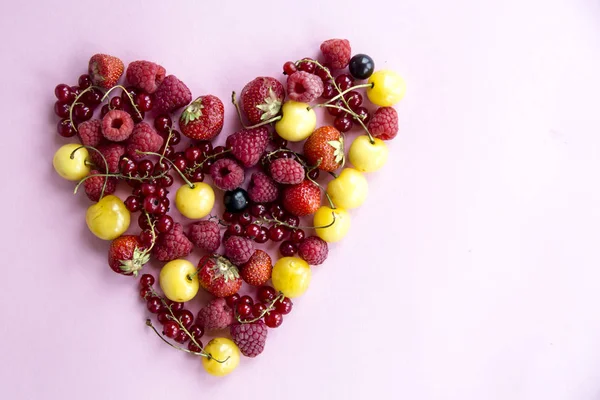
[2,0,600,399]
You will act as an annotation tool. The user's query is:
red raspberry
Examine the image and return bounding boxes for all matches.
[209,158,245,191]
[90,143,125,173]
[248,172,279,204]
[230,321,268,358]
[153,75,192,114]
[286,71,324,103]
[101,110,134,142]
[223,236,254,265]
[225,127,269,167]
[188,221,221,253]
[152,223,193,262]
[78,119,103,147]
[125,61,166,94]
[83,170,117,202]
[297,236,328,265]
[269,158,305,185]
[197,298,234,331]
[126,122,164,161]
[320,39,351,70]
[368,107,399,140]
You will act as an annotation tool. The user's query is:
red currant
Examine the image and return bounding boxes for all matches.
[227,223,243,236]
[238,212,252,226]
[335,74,354,91]
[146,297,162,313]
[188,325,204,339]
[321,82,336,99]
[202,159,214,174]
[264,311,283,328]
[257,286,277,303]
[168,301,184,312]
[57,119,76,137]
[156,215,174,233]
[236,303,253,319]
[82,89,102,107]
[290,229,305,243]
[250,204,267,217]
[308,169,319,180]
[185,146,201,163]
[238,295,254,306]
[345,91,363,110]
[188,340,203,353]
[54,101,70,118]
[189,170,204,182]
[334,115,353,133]
[54,84,73,103]
[170,130,181,145]
[100,104,110,118]
[154,115,172,133]
[109,96,123,110]
[176,309,194,328]
[212,146,226,158]
[124,196,140,212]
[283,61,297,75]
[172,156,187,172]
[78,74,92,89]
[143,195,161,214]
[222,211,237,223]
[119,158,137,175]
[275,297,293,315]
[140,287,152,300]
[163,321,180,339]
[327,99,347,117]
[158,174,174,188]
[270,204,285,220]
[245,224,260,239]
[269,225,285,242]
[255,227,269,244]
[198,141,213,156]
[279,241,297,256]
[157,311,171,325]
[140,274,155,287]
[156,187,168,198]
[140,183,156,197]
[353,107,371,124]
[139,230,153,248]
[315,65,331,82]
[174,331,189,344]
[252,303,267,318]
[135,93,153,112]
[225,293,240,308]
[298,58,316,73]
[137,160,154,177]
[284,215,299,227]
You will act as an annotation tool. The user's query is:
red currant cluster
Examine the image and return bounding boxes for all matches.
[226,286,293,329]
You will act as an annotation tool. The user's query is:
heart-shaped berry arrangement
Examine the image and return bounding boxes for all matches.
[52,38,405,377]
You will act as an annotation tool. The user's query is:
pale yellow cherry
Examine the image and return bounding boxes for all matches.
[85,195,130,240]
[159,259,199,303]
[175,182,215,219]
[53,143,90,181]
[274,101,316,142]
[326,168,368,209]
[313,206,351,243]
[272,257,311,298]
[366,70,406,107]
[202,338,240,377]
[348,136,388,172]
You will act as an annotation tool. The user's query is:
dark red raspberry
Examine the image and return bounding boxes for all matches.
[153,75,192,114]
[248,172,279,203]
[152,223,193,262]
[225,127,269,167]
[269,158,305,185]
[126,122,164,161]
[297,236,328,265]
[188,221,221,253]
[209,158,245,191]
[320,39,351,69]
[287,71,324,103]
[78,119,103,147]
[83,170,117,202]
[125,61,166,94]
[90,143,125,173]
[223,236,254,265]
[197,298,234,331]
[368,107,399,140]
[101,110,134,142]
[230,321,268,358]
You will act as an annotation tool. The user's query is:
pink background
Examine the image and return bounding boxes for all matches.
[1,0,600,399]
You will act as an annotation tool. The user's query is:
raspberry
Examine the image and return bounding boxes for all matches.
[90,143,125,173]
[287,71,324,103]
[230,321,268,358]
[368,107,399,141]
[209,158,245,191]
[269,158,305,185]
[126,122,164,161]
[101,110,134,142]
[188,221,221,253]
[153,75,192,114]
[125,61,166,94]
[78,119,103,147]
[297,236,328,265]
[83,170,117,202]
[152,223,193,262]
[248,172,279,203]
[320,39,351,70]
[225,127,269,167]
[223,236,254,265]
[197,298,234,331]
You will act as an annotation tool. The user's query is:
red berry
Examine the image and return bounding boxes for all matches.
[225,293,240,308]
[140,287,152,300]
[222,211,237,223]
[250,204,267,217]
[236,303,253,319]
[137,160,154,177]
[158,174,174,188]
[57,119,76,137]
[189,170,204,182]
[298,58,315,73]
[188,325,204,340]
[283,61,297,75]
[185,146,201,162]
[54,84,73,103]
[119,158,137,175]
[157,311,171,325]
[168,301,184,312]
[213,145,226,158]
[110,96,123,110]
[334,115,353,132]
[135,92,153,112]
[124,196,141,212]
[245,224,260,239]
[188,339,203,353]
[146,297,162,313]
[54,101,70,118]
[156,187,168,198]
[315,65,331,82]
[270,204,285,220]
[354,107,371,124]
[334,74,354,91]
[78,74,92,89]
[257,286,277,303]
[327,99,347,117]
[264,311,283,328]
[139,230,153,248]
[140,274,155,287]
[198,141,213,156]
[291,229,305,243]
[268,225,285,242]
[307,169,319,180]
[227,223,243,236]
[169,130,182,145]
[176,309,194,328]
[238,295,254,306]
[174,331,189,344]
[345,91,363,110]
[163,321,180,339]
[140,183,156,196]
[255,227,269,244]
[238,212,252,226]
[100,104,110,117]
[156,215,174,233]
[321,82,336,99]
[253,303,267,318]
[275,297,293,315]
[154,114,172,133]
[172,156,187,172]
[143,195,161,214]
[284,215,299,227]
[202,159,214,174]
[279,240,297,256]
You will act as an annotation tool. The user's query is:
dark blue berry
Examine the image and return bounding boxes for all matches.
[224,188,250,212]
[349,54,375,80]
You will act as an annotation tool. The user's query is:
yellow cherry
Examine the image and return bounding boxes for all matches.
[159,259,199,303]
[202,338,240,377]
[367,70,406,107]
[271,257,311,298]
[348,136,388,172]
[274,101,316,142]
[326,168,368,209]
[53,143,90,181]
[85,195,130,240]
[313,206,351,243]
[175,182,215,219]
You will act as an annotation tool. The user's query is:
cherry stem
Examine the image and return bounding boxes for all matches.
[71,145,109,199]
[68,86,98,131]
[136,151,195,189]
[231,91,282,129]
[159,128,174,165]
[321,83,373,105]
[186,256,212,281]
[236,292,285,324]
[101,85,144,121]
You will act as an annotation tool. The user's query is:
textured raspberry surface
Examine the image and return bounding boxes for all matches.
[226,127,269,167]
[153,75,192,114]
[197,298,234,331]
[78,119,103,147]
[287,71,324,103]
[298,236,329,265]
[101,110,134,142]
[152,223,193,262]
[368,107,399,140]
[125,60,166,94]
[248,172,279,203]
[223,236,254,265]
[240,249,272,286]
[320,39,351,69]
[209,158,245,191]
[83,170,117,202]
[188,221,221,253]
[91,143,125,173]
[269,158,305,185]
[126,122,164,161]
[230,321,268,358]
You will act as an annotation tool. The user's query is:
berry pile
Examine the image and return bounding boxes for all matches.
[51,39,405,377]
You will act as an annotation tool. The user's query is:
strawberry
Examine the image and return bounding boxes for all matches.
[303,126,344,172]
[240,250,272,286]
[240,77,285,125]
[282,180,321,216]
[88,54,124,89]
[197,255,242,298]
[108,235,149,276]
[179,95,224,140]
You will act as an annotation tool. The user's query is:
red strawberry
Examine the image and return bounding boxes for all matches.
[197,255,242,298]
[303,126,344,172]
[282,180,321,216]
[108,235,149,276]
[240,77,285,125]
[88,54,124,89]
[179,95,224,140]
[240,250,272,286]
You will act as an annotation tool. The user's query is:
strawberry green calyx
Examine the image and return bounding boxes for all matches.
[181,98,204,125]
[119,247,151,276]
[210,255,240,282]
[256,87,282,121]
[328,136,345,165]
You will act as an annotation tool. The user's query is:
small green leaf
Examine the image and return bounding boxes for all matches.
[328,138,345,165]
[256,87,282,121]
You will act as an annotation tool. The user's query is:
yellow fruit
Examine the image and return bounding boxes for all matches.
[85,195,130,240]
[313,206,351,243]
[274,101,316,142]
[348,136,388,172]
[202,338,240,377]
[159,259,199,302]
[367,70,406,107]
[326,168,368,209]
[272,257,311,298]
[175,182,215,219]
[53,143,91,181]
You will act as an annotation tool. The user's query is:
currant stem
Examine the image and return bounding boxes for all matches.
[322,83,374,105]
[146,319,202,355]
[237,292,285,324]
[71,145,110,198]
[101,85,144,121]
[231,91,281,129]
[185,148,232,174]
[317,104,375,144]
[255,211,336,230]
[68,86,98,131]
[136,151,195,189]
[143,211,158,252]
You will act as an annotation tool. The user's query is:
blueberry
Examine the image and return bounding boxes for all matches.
[224,188,250,212]
[348,54,375,80]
